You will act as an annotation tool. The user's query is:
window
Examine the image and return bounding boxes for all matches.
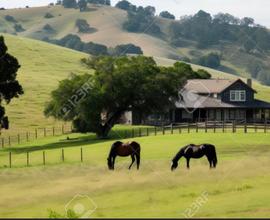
[230,90,246,102]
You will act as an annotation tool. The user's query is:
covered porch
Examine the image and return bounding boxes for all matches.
[173,108,270,123]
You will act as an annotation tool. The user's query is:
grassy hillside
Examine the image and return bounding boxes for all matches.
[0,5,178,59]
[0,131,269,217]
[1,4,270,85]
[1,34,89,136]
[1,34,270,137]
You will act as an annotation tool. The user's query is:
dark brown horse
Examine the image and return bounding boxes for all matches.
[107,141,141,170]
[171,144,217,171]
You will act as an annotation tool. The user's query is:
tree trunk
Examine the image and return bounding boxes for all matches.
[98,110,124,138]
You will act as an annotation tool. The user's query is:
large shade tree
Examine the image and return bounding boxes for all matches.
[0,36,24,132]
[45,56,210,138]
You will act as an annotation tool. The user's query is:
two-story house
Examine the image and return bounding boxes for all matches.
[173,78,270,123]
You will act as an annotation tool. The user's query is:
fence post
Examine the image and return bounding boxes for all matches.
[8,136,11,147]
[214,121,216,133]
[43,151,46,165]
[26,132,29,142]
[205,121,208,133]
[171,124,173,134]
[222,121,225,133]
[179,125,182,134]
[255,123,257,133]
[35,128,38,139]
[62,149,65,162]
[27,152,29,167]
[53,127,55,136]
[44,128,46,137]
[1,138,4,148]
[244,122,247,133]
[147,128,149,136]
[18,134,20,144]
[81,147,83,162]
[154,127,157,136]
[9,152,12,168]
[162,126,165,135]
[188,123,190,133]
[62,125,64,134]
[196,121,198,133]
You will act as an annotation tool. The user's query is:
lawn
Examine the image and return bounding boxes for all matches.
[0,131,269,218]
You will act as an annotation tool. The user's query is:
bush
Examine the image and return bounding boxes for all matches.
[5,15,17,23]
[44,12,54,18]
[14,24,25,32]
[76,19,94,33]
[196,53,221,69]
[112,44,143,55]
[43,24,55,33]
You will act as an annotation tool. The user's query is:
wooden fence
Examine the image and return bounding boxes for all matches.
[1,121,270,169]
[0,124,72,148]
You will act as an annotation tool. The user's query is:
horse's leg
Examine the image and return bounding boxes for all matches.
[112,155,116,170]
[129,155,135,170]
[206,155,212,169]
[135,153,140,170]
[186,158,190,169]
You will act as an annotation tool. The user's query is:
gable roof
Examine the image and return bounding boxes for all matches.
[184,79,256,94]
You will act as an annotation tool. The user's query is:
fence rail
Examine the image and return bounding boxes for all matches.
[1,121,270,169]
[0,124,72,148]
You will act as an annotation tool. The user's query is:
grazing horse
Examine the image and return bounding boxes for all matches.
[171,144,217,171]
[107,141,141,170]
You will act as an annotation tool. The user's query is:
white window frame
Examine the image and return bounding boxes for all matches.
[230,90,246,102]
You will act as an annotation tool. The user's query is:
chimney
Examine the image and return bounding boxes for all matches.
[247,78,252,88]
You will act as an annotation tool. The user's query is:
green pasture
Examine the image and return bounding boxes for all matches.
[0,130,269,218]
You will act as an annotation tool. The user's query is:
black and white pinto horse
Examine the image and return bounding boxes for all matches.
[171,144,217,171]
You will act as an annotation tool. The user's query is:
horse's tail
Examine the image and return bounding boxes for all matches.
[211,145,218,167]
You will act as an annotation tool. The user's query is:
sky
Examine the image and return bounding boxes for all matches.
[1,0,270,27]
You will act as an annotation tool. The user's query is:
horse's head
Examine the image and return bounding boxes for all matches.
[107,157,113,170]
[171,160,178,171]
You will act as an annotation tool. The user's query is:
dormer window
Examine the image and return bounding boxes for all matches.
[230,90,246,102]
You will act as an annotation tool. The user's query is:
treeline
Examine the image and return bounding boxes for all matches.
[57,0,111,11]
[169,10,270,52]
[115,0,176,35]
[43,34,143,56]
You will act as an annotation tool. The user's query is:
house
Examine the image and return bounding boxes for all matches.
[173,78,270,123]
[124,78,270,125]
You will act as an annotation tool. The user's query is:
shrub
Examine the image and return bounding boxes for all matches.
[44,12,54,18]
[112,43,143,55]
[196,53,221,69]
[5,15,17,23]
[14,24,25,32]
[75,19,93,33]
[43,24,55,33]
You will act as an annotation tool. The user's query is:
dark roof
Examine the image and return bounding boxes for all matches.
[176,95,270,109]
[184,79,256,94]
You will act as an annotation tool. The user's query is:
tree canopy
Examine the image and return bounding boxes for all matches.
[45,56,210,137]
[159,11,175,20]
[0,36,24,131]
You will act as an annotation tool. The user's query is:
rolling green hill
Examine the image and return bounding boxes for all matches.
[1,34,89,136]
[1,33,270,137]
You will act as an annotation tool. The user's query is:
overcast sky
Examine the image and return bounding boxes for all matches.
[1,0,270,27]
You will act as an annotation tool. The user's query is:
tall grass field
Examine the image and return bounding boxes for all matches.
[0,130,269,218]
